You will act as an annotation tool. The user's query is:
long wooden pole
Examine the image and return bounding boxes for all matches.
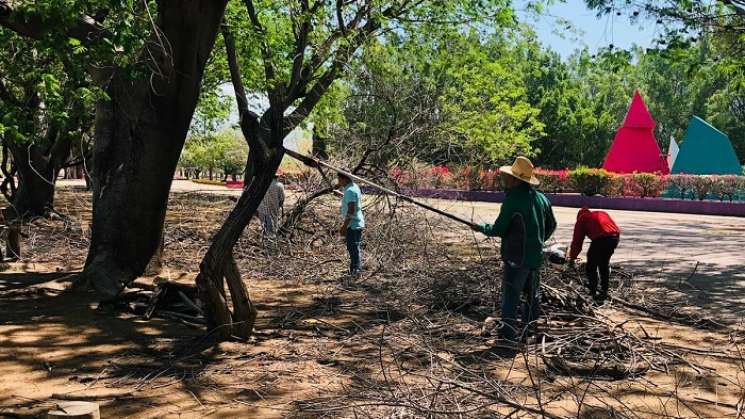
[284,149,479,229]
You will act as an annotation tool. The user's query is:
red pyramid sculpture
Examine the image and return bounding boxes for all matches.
[602,90,669,174]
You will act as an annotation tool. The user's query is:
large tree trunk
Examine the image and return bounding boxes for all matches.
[82,0,228,300]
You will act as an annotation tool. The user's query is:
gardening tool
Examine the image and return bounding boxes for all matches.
[284,149,480,229]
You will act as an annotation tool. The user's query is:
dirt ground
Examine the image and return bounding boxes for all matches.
[1,185,744,418]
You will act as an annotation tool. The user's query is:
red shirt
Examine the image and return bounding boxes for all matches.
[569,209,620,259]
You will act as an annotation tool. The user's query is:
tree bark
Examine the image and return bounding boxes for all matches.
[7,144,57,219]
[82,0,228,300]
[196,138,283,340]
[5,116,75,217]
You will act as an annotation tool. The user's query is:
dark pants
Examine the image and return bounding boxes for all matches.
[346,228,363,274]
[586,235,620,298]
[500,264,540,341]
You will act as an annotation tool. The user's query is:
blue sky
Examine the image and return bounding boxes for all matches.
[516,0,661,58]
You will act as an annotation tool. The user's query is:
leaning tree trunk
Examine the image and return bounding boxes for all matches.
[82,0,228,300]
[196,138,285,340]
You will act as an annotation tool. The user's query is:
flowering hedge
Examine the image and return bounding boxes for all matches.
[668,174,745,201]
[389,164,745,201]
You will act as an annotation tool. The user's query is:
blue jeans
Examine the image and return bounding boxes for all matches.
[346,228,363,274]
[500,264,540,341]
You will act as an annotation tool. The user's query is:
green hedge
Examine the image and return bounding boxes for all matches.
[568,167,615,196]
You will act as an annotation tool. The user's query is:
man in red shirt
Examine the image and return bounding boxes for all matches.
[568,208,621,302]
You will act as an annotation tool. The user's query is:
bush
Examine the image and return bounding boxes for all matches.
[605,175,626,197]
[535,169,570,193]
[429,165,452,189]
[568,167,615,196]
[710,175,742,202]
[624,173,669,198]
[667,174,696,199]
[479,169,502,191]
[390,164,745,201]
[690,176,714,201]
[452,165,479,190]
[390,165,420,189]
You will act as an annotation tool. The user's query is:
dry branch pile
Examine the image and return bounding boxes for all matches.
[10,187,745,417]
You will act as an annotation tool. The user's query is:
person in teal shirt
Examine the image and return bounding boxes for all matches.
[337,172,365,275]
[473,156,556,343]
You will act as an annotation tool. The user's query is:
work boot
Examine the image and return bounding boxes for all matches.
[594,293,608,305]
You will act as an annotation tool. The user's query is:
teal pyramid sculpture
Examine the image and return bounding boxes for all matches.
[671,116,741,175]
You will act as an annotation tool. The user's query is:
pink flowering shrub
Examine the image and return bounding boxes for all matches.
[691,176,714,200]
[431,165,453,189]
[390,165,420,189]
[479,169,502,191]
[389,164,744,200]
[454,165,479,190]
[709,175,741,201]
[535,169,570,193]
[623,173,669,198]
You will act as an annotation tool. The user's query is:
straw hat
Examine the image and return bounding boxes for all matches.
[500,156,540,186]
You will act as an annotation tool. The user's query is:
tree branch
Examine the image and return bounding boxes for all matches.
[285,3,370,106]
[0,0,105,43]
[242,0,280,104]
[222,22,260,139]
[721,0,745,17]
[285,17,381,134]
[287,0,312,101]
[285,0,418,107]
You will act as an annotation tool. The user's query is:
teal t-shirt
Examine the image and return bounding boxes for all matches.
[341,183,365,229]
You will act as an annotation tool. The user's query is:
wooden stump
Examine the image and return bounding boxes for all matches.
[48,401,100,419]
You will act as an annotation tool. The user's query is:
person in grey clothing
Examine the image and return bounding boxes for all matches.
[257,176,285,236]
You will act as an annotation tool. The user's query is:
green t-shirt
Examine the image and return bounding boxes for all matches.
[479,183,556,268]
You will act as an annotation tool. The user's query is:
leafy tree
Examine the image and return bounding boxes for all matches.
[431,30,544,164]
[0,27,95,218]
[180,138,209,179]
[320,28,545,170]
[180,129,248,181]
[194,0,517,338]
[0,0,231,298]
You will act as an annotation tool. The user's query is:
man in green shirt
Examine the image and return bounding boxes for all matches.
[473,156,557,343]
